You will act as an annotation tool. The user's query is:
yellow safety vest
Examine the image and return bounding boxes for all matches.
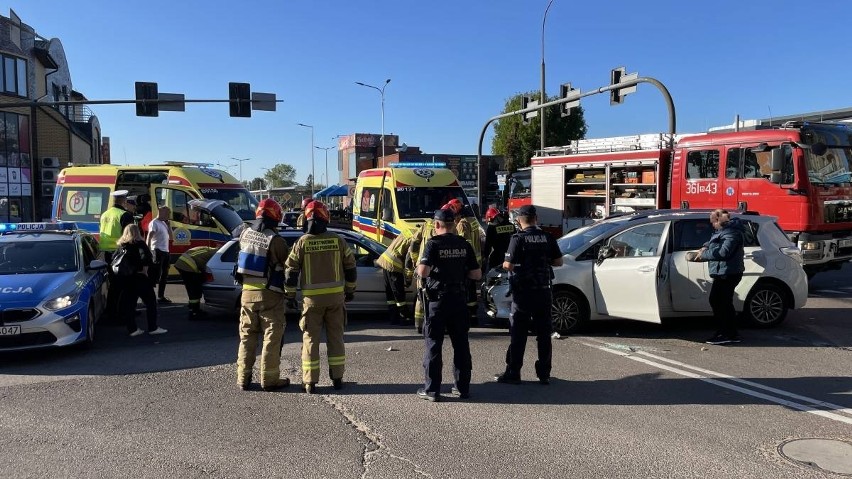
[98,206,125,252]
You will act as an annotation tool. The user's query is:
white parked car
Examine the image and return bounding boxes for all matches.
[484,210,808,334]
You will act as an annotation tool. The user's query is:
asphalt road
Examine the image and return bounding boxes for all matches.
[1,265,850,478]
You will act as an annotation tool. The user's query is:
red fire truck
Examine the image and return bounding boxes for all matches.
[519,122,852,276]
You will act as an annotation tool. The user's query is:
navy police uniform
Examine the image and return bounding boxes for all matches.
[499,205,561,383]
[418,209,479,401]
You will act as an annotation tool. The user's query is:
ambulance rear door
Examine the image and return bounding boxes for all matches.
[152,185,220,256]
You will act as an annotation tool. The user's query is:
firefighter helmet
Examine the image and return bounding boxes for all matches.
[305,200,330,223]
[443,199,463,214]
[256,198,283,223]
[484,206,500,221]
[301,197,312,209]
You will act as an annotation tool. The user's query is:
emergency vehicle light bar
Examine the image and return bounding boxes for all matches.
[388,162,447,168]
[0,222,78,233]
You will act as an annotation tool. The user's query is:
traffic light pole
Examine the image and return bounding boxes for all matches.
[475,75,676,208]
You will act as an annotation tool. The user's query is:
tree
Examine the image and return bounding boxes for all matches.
[491,91,587,171]
[304,174,326,192]
[263,163,297,188]
[244,177,266,190]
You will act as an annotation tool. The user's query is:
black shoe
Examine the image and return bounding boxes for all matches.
[332,378,343,390]
[417,325,423,334]
[416,388,440,402]
[538,377,550,385]
[158,297,173,304]
[262,378,290,391]
[706,333,741,345]
[450,386,470,399]
[239,382,250,391]
[494,372,522,384]
[304,382,317,394]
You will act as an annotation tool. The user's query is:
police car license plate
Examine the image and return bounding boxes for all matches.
[0,325,21,336]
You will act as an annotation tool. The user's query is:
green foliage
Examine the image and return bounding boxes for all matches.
[263,163,297,188]
[245,177,266,190]
[491,91,587,171]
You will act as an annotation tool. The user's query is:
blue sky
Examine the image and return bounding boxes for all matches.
[9,1,852,184]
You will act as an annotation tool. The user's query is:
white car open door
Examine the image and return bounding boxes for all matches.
[592,221,670,323]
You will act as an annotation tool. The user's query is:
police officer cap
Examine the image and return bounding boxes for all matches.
[517,204,537,217]
[111,189,129,198]
[433,208,455,223]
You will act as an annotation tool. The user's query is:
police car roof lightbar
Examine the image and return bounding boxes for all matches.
[0,222,79,233]
[388,162,447,168]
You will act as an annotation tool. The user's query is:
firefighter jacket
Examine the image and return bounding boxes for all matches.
[456,216,482,268]
[409,219,436,268]
[236,222,289,293]
[296,213,306,229]
[483,217,516,270]
[376,232,414,273]
[284,231,357,303]
[175,246,217,274]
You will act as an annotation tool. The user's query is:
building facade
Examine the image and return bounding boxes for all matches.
[0,9,103,222]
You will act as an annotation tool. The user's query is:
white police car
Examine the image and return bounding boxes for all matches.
[0,222,108,350]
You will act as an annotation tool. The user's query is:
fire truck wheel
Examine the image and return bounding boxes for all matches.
[743,282,789,328]
[551,289,588,334]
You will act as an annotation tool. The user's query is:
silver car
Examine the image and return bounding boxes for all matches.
[484,210,808,334]
[202,228,412,313]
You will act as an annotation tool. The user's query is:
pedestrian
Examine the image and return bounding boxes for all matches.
[445,199,483,324]
[415,207,481,402]
[235,198,291,391]
[495,205,562,386]
[136,194,153,219]
[99,189,136,320]
[174,246,217,320]
[482,207,515,272]
[688,209,745,345]
[408,215,437,334]
[296,197,312,231]
[285,201,357,394]
[375,229,416,325]
[146,206,173,304]
[115,224,167,336]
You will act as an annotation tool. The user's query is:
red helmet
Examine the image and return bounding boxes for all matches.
[484,206,500,221]
[256,198,283,223]
[301,197,312,209]
[444,199,463,214]
[305,200,330,223]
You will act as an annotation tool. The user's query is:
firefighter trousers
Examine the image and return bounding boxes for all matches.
[237,290,286,388]
[300,299,346,384]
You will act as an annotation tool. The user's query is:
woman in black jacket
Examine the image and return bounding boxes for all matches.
[115,224,167,336]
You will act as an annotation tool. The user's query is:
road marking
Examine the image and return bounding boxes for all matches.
[576,339,852,426]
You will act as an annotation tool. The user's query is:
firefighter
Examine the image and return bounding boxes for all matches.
[375,229,416,325]
[235,198,291,392]
[445,199,483,324]
[296,197,312,231]
[174,245,217,320]
[415,207,482,402]
[408,215,438,334]
[285,201,357,394]
[482,206,516,272]
[495,205,563,385]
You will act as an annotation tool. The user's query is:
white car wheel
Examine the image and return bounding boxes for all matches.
[551,290,588,334]
[743,283,788,327]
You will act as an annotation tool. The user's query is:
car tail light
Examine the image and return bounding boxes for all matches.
[205,267,214,283]
[780,246,803,265]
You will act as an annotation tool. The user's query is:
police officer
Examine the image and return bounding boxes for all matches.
[445,199,482,324]
[235,198,291,391]
[408,216,437,334]
[482,206,515,272]
[415,208,481,402]
[174,245,217,320]
[495,205,563,385]
[296,197,312,231]
[285,201,357,394]
[375,229,416,325]
[100,190,136,320]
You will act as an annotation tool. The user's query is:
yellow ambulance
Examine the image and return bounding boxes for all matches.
[352,165,474,245]
[51,162,255,258]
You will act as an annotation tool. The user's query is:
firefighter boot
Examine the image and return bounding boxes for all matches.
[237,367,252,391]
[387,304,400,325]
[262,377,290,392]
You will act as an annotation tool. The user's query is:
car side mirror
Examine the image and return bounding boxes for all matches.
[597,245,615,265]
[87,259,108,270]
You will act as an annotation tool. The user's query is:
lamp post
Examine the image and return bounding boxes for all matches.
[230,157,250,182]
[540,0,555,152]
[315,146,335,187]
[297,123,315,195]
[355,79,390,165]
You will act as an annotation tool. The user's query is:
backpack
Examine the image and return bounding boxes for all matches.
[110,246,134,276]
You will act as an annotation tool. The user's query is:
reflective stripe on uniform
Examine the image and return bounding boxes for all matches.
[176,255,198,273]
[327,355,345,366]
[302,285,344,296]
[302,359,320,370]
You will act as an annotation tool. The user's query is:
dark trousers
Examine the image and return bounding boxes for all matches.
[383,270,407,322]
[423,295,472,395]
[709,274,743,337]
[122,273,159,332]
[505,290,553,380]
[148,249,170,298]
[178,270,205,312]
[104,251,122,321]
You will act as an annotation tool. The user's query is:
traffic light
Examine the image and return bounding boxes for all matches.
[560,83,579,117]
[135,82,159,117]
[610,67,625,105]
[229,82,252,118]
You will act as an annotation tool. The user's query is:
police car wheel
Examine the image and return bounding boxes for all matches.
[743,282,789,328]
[551,290,588,334]
[81,303,96,348]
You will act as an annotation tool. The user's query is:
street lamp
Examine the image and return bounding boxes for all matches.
[297,123,315,195]
[315,146,336,186]
[541,0,555,152]
[355,79,390,165]
[216,162,237,175]
[230,157,250,182]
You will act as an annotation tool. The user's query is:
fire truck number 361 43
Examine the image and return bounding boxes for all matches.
[685,181,718,195]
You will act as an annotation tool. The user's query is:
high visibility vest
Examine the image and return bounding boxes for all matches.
[98,206,125,252]
[237,227,285,292]
[376,232,413,273]
[285,232,356,298]
[175,246,217,273]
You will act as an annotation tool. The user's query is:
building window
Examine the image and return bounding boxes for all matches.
[4,57,15,94]
[16,58,26,97]
[0,112,33,222]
